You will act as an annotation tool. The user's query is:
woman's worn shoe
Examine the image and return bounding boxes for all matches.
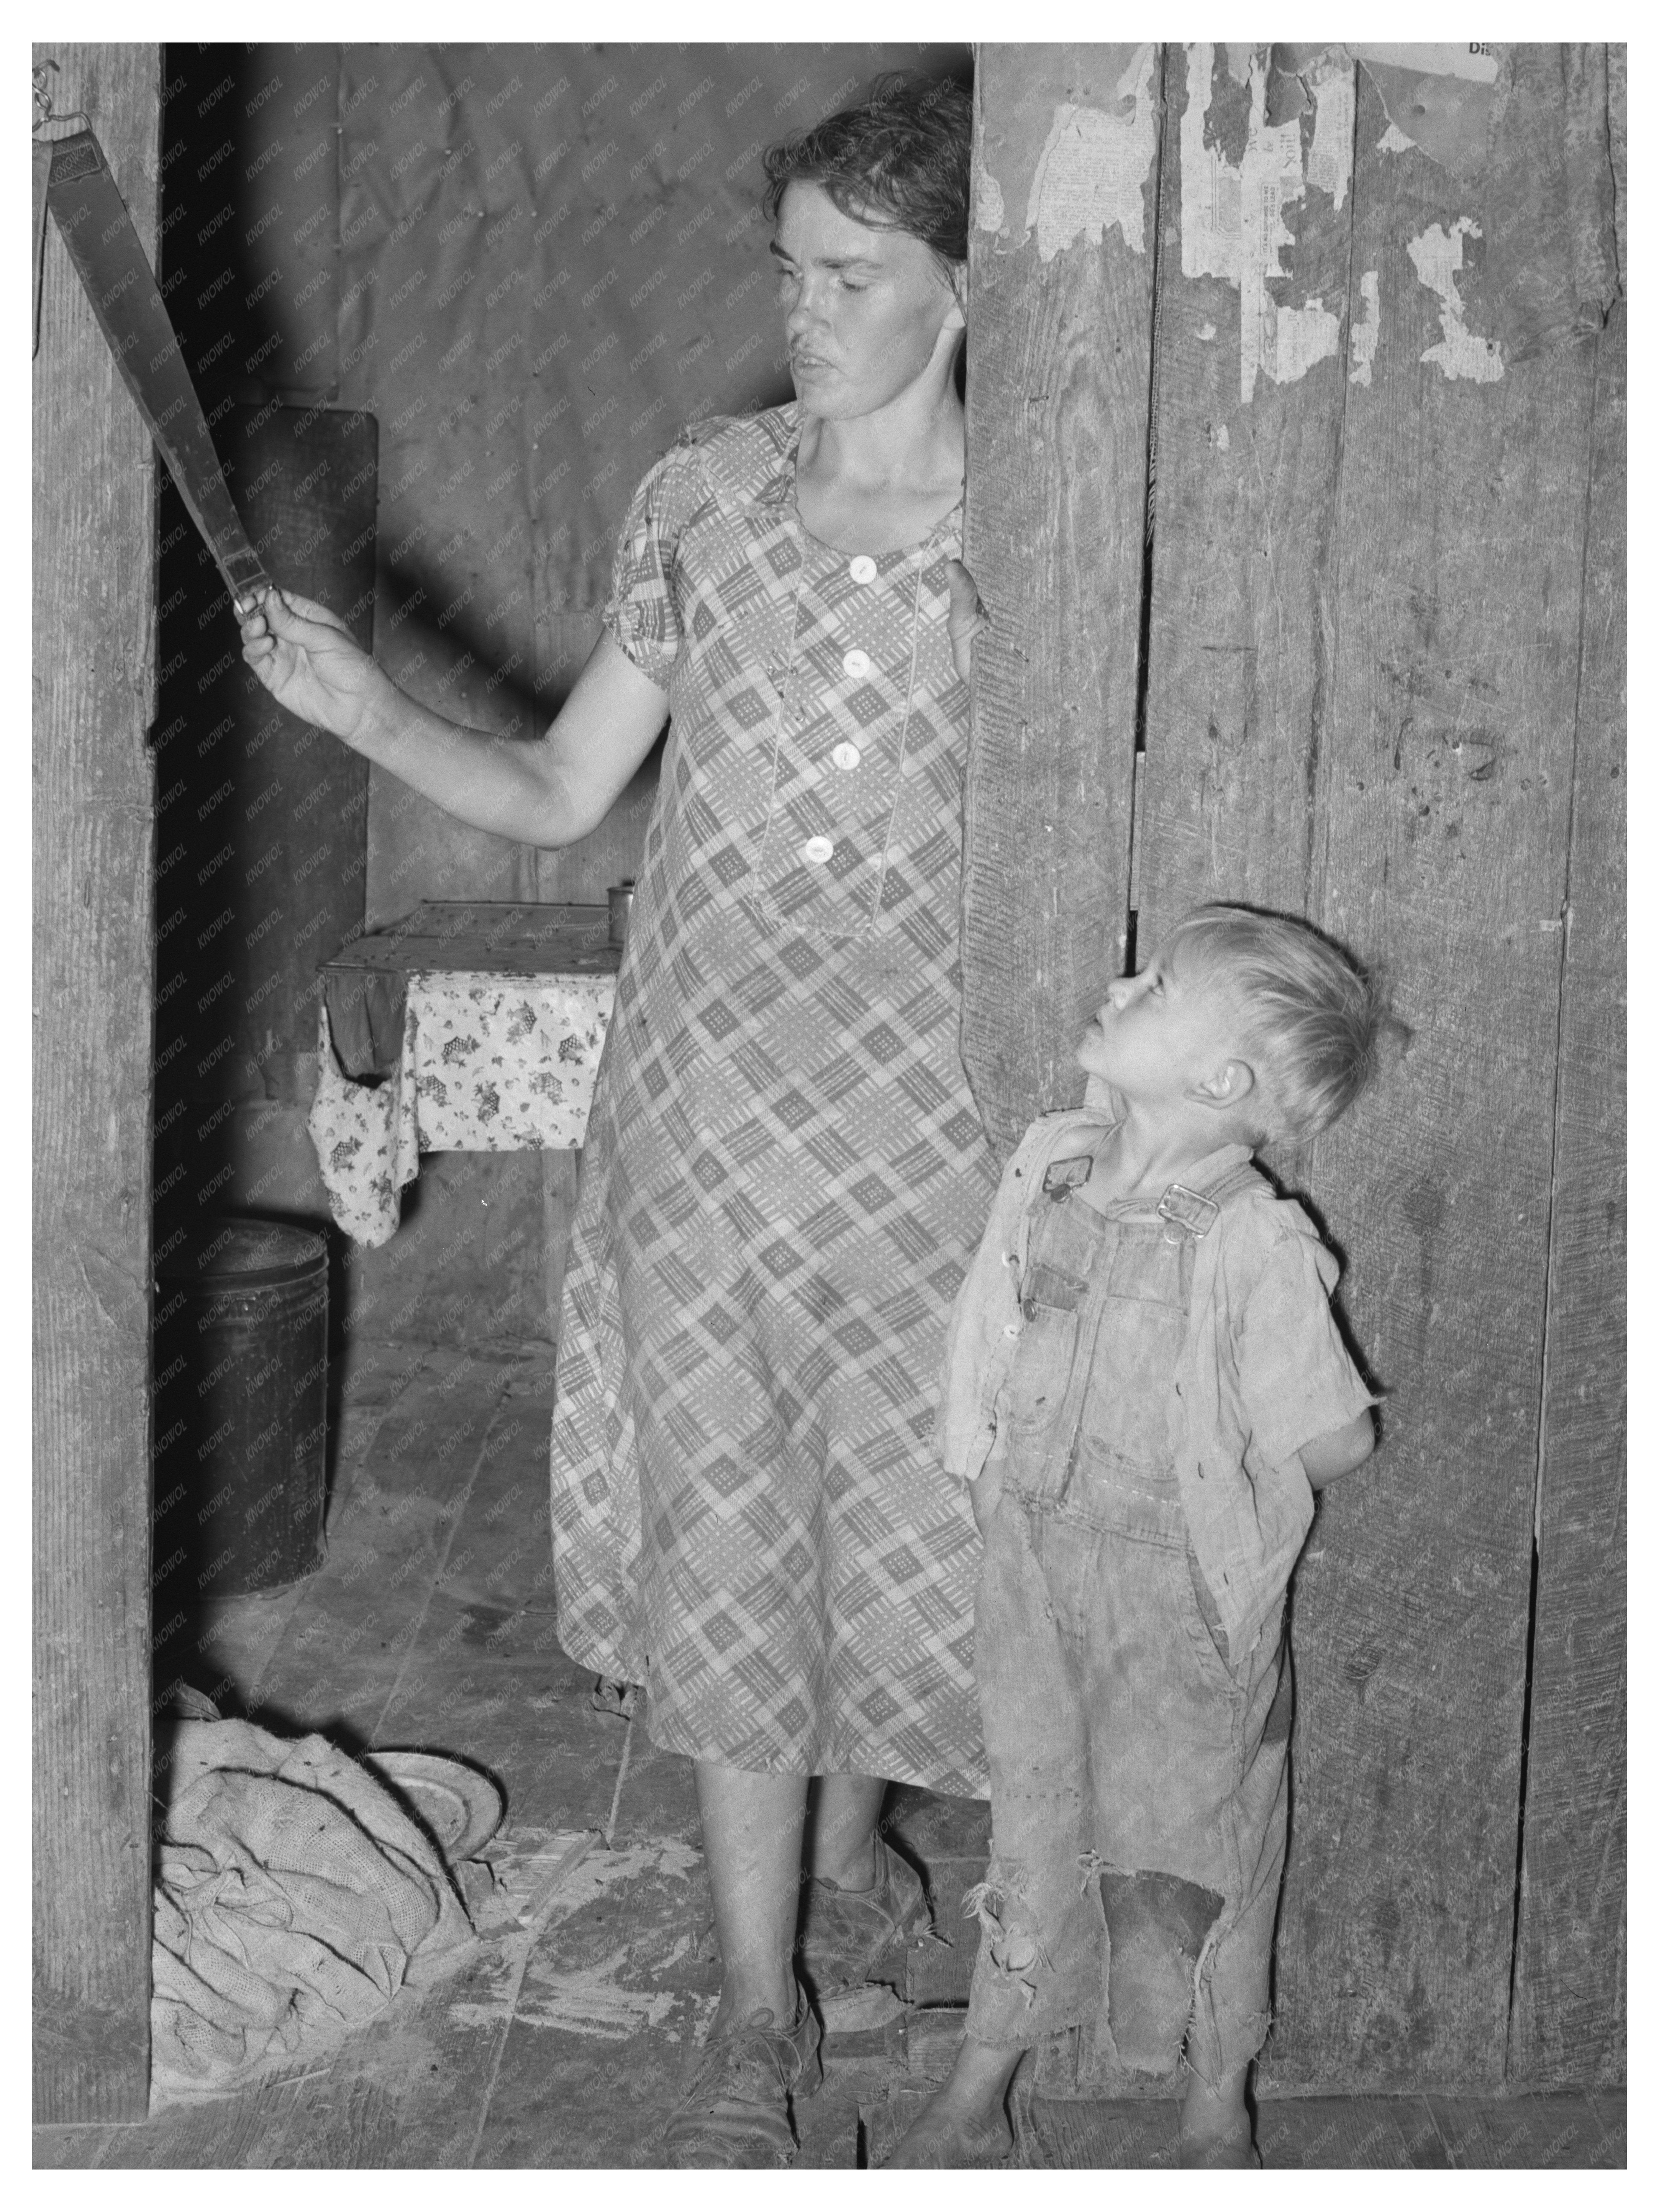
[796,1835,931,2000]
[662,1996,822,2169]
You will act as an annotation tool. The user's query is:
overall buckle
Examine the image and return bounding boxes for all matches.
[1156,1183,1221,1239]
[1042,1153,1094,1203]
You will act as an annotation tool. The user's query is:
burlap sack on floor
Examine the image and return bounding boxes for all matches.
[151,1718,475,2091]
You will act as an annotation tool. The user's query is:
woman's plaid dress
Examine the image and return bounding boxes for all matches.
[549,406,999,1796]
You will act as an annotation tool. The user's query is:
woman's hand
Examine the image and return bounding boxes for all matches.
[235,584,395,746]
[946,557,989,685]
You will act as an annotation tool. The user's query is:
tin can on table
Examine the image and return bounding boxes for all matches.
[608,881,636,945]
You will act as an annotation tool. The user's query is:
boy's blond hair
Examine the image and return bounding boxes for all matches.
[1167,904,1384,1145]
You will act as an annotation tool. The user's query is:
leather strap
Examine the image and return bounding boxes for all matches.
[45,128,269,607]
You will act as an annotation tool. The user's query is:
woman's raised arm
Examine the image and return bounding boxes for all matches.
[236,584,670,849]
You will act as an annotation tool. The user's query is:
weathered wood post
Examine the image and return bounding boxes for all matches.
[961,46,1158,1159]
[1508,290,1625,2093]
[33,42,160,2121]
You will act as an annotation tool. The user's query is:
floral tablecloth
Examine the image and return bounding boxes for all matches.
[308,970,615,1246]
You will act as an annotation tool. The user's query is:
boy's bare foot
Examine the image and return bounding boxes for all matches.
[1179,2063,1260,2168]
[884,2086,1015,2168]
[882,2034,1021,2168]
[1179,2115,1259,2168]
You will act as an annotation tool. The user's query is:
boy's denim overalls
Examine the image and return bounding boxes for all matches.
[965,1144,1291,2089]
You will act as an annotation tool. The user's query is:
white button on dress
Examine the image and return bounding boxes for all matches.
[848,555,879,584]
[802,835,835,865]
[841,649,872,679]
[831,742,862,772]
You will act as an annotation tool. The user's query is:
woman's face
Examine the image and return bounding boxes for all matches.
[770,179,965,421]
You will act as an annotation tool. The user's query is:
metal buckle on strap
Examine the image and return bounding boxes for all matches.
[221,546,271,597]
[48,134,100,187]
[1042,1153,1094,1203]
[1156,1183,1221,1239]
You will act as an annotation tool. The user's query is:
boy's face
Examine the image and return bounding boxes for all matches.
[1076,937,1248,1114]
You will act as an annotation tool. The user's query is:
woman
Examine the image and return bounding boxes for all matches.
[238,73,995,2167]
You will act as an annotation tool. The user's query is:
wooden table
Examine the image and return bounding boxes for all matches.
[320,900,621,1079]
[311,902,623,1251]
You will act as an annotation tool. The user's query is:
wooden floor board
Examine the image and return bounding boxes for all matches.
[182,1582,311,1714]
[232,1347,509,1744]
[1018,2092,1183,2170]
[468,1830,720,2168]
[81,2073,307,2168]
[31,2125,116,2170]
[853,2088,1628,2172]
[1422,2091,1622,2169]
[1256,2093,1438,2169]
[1590,2094,1629,2167]
[608,1724,703,1843]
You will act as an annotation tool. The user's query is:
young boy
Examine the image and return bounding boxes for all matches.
[890,903,1384,2170]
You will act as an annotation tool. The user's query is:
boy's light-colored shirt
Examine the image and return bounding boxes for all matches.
[939,1103,1378,1659]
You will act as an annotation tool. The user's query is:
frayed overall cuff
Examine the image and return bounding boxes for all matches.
[962,1852,1103,2050]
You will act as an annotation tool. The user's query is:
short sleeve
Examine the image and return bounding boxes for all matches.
[600,438,708,692]
[1232,1221,1377,1470]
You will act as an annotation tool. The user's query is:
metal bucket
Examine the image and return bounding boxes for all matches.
[153,1219,329,1605]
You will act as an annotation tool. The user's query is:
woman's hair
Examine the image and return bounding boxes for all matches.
[1166,904,1389,1145]
[761,71,973,271]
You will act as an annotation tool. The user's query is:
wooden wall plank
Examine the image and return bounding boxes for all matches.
[1265,56,1600,2092]
[1136,42,1355,966]
[1133,46,1615,2089]
[32,40,161,2122]
[961,44,1157,1158]
[1508,302,1625,2090]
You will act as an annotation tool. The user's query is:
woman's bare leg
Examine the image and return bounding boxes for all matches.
[696,1760,810,2033]
[805,1772,887,1889]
